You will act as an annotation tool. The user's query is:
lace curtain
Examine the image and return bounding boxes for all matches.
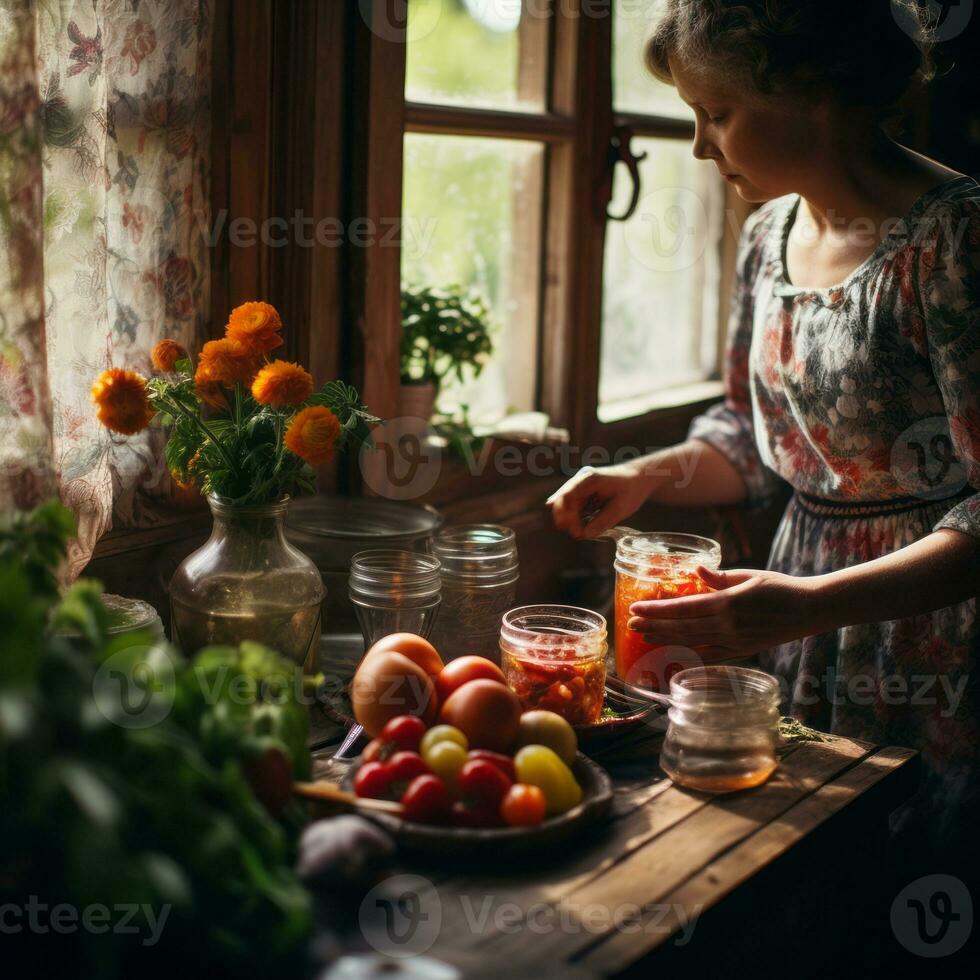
[0,0,212,578]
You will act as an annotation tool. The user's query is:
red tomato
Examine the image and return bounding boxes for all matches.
[352,761,392,800]
[364,633,443,677]
[459,758,512,808]
[381,714,427,751]
[439,678,522,753]
[400,774,450,824]
[501,783,547,827]
[386,751,430,790]
[467,750,516,782]
[451,799,503,828]
[435,656,506,704]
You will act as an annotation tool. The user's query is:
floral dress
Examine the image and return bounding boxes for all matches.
[688,175,980,872]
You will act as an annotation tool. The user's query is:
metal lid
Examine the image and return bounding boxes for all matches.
[286,496,444,541]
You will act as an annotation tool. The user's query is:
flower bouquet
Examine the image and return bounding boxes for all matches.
[91,302,379,664]
[91,301,378,503]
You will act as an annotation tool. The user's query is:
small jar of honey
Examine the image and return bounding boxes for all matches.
[613,531,721,690]
[659,666,781,793]
[499,605,607,725]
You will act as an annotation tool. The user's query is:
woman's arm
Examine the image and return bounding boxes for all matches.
[811,528,980,629]
[627,529,980,661]
[547,439,749,540]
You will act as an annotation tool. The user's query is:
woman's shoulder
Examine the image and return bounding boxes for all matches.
[905,176,980,254]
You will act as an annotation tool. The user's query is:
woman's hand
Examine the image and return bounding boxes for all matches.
[627,566,831,662]
[546,462,661,539]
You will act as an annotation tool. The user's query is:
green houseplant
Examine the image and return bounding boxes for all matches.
[399,284,494,431]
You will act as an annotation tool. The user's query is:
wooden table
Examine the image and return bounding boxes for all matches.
[309,637,919,978]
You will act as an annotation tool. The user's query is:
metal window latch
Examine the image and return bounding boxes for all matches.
[605,124,648,222]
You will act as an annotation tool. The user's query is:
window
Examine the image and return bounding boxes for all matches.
[401,133,544,423]
[598,5,725,422]
[354,0,734,484]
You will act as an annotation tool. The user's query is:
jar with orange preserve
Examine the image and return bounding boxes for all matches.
[499,605,607,725]
[613,532,721,690]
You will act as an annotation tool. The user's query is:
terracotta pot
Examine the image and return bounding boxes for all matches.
[396,382,437,439]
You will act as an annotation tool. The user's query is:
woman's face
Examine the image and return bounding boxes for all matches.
[669,57,823,203]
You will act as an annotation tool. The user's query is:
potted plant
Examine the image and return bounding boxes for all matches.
[399,284,494,435]
[91,301,377,667]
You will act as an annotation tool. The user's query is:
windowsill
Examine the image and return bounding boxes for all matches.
[597,379,725,424]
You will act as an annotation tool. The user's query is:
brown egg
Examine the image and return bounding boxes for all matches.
[351,650,437,737]
[439,678,522,753]
[363,633,443,678]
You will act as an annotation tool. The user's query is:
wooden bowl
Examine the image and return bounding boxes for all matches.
[341,752,614,866]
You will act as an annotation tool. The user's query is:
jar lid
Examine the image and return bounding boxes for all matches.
[287,496,444,541]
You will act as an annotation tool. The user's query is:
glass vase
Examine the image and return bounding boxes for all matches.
[169,495,325,672]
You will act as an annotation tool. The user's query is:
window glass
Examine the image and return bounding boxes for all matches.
[401,133,544,424]
[613,2,693,120]
[598,138,724,422]
[406,0,547,111]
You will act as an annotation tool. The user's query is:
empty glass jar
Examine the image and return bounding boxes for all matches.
[499,605,607,725]
[659,666,781,794]
[348,549,442,648]
[427,524,519,664]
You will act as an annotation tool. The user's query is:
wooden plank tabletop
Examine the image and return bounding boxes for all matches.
[309,635,919,978]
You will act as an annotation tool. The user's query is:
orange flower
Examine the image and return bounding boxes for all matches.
[91,368,155,435]
[226,301,283,356]
[195,337,258,387]
[151,339,187,372]
[251,360,314,407]
[284,405,342,466]
[195,380,230,410]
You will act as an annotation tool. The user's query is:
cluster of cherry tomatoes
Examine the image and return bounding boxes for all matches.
[353,713,582,828]
[348,634,585,828]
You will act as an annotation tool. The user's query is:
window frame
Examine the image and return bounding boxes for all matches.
[351,0,735,508]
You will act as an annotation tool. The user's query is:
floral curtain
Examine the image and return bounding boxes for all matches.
[0,0,212,578]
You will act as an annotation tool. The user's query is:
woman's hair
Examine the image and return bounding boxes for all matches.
[646,0,937,115]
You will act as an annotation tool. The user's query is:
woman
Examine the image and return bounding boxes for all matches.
[548,0,980,877]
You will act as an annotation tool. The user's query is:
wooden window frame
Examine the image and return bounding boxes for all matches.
[349,0,736,511]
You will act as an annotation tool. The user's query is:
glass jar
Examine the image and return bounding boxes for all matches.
[348,550,442,647]
[54,594,165,647]
[427,524,519,664]
[284,496,444,635]
[613,531,721,689]
[499,605,607,725]
[659,666,781,793]
[169,495,325,672]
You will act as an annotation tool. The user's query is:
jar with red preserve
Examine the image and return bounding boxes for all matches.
[499,605,607,725]
[613,532,721,690]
